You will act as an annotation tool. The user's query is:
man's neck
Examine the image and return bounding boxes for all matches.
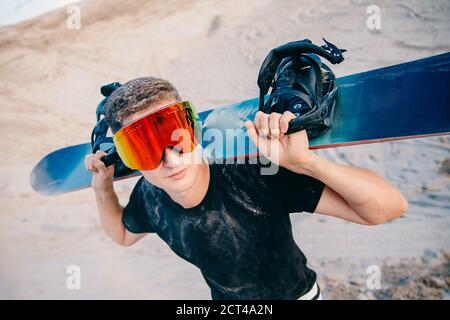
[167,160,210,209]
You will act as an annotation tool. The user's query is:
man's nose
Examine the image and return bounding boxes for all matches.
[162,147,183,167]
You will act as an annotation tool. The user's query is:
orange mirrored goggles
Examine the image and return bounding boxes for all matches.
[113,101,201,170]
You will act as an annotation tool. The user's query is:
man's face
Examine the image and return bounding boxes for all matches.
[123,99,204,194]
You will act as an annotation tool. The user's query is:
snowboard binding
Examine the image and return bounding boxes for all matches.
[257,38,346,139]
[91,82,133,173]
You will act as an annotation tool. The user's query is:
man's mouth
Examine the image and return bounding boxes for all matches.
[167,167,188,179]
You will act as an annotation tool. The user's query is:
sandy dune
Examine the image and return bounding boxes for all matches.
[0,0,449,299]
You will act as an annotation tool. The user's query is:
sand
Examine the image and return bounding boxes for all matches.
[0,0,449,299]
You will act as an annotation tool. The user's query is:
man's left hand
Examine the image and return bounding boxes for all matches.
[245,111,315,173]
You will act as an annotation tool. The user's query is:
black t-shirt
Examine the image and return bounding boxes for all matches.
[122,160,325,299]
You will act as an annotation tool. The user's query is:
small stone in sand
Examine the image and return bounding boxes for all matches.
[440,158,450,175]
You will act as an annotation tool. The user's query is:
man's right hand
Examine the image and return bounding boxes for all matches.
[84,150,115,192]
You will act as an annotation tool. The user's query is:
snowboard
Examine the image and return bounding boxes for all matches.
[31,52,450,196]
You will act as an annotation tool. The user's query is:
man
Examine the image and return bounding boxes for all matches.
[84,77,407,300]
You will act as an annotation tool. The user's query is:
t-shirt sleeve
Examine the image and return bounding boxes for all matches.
[278,167,325,214]
[122,177,156,234]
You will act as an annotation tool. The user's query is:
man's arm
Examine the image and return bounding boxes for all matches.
[294,154,408,225]
[85,150,148,246]
[245,111,408,226]
[95,188,148,246]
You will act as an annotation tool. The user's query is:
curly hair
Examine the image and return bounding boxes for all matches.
[104,77,181,133]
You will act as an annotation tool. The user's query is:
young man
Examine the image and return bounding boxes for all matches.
[84,77,408,300]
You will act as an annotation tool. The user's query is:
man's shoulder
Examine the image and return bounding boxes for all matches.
[132,175,159,197]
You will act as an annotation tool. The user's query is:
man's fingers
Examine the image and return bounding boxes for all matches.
[94,150,108,160]
[253,111,291,138]
[255,111,269,138]
[244,121,259,147]
[253,111,262,132]
[85,152,108,173]
[92,158,108,175]
[84,154,94,171]
[280,111,296,134]
[268,113,282,138]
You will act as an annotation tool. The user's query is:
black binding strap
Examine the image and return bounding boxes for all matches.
[258,38,345,109]
[90,82,127,169]
[257,38,346,138]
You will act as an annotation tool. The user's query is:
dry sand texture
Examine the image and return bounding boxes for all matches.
[0,0,449,299]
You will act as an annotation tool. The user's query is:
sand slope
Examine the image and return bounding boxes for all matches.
[0,0,449,299]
